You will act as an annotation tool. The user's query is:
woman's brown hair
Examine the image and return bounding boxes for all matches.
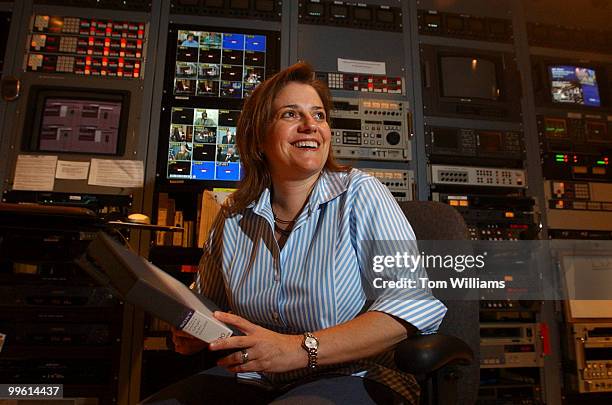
[228,62,349,214]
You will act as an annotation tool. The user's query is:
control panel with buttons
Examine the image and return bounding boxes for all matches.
[571,323,612,393]
[430,164,527,188]
[329,97,411,161]
[360,168,414,201]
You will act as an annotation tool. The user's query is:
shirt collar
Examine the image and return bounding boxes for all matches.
[249,170,350,222]
[306,169,349,215]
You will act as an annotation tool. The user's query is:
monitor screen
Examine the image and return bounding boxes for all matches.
[307,3,324,17]
[174,29,267,99]
[549,65,601,107]
[433,128,459,149]
[377,9,394,23]
[167,107,242,182]
[586,121,609,142]
[440,56,499,100]
[354,7,372,21]
[478,131,503,152]
[330,5,348,19]
[544,117,569,139]
[24,87,130,155]
[255,0,275,12]
[424,14,441,29]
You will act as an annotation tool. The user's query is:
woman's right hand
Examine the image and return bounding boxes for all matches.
[170,327,209,355]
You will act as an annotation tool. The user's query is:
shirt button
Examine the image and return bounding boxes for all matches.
[273,312,280,320]
[274,273,280,281]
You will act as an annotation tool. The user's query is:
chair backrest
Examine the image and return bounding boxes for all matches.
[398,201,469,241]
[398,201,480,405]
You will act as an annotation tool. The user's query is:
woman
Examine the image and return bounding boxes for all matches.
[143,63,446,404]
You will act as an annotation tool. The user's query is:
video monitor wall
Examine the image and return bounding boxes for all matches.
[167,107,241,181]
[160,25,280,187]
[173,29,267,99]
[549,65,601,107]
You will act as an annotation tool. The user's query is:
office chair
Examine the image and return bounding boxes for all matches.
[393,201,479,405]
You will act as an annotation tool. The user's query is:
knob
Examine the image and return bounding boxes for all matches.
[386,131,401,145]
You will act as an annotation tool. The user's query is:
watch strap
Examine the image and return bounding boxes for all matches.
[303,332,319,369]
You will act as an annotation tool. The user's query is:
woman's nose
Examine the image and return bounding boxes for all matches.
[298,116,318,133]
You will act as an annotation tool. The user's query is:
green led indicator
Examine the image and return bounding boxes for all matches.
[597,160,605,165]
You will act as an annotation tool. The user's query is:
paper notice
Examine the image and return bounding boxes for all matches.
[338,58,386,75]
[12,154,57,191]
[88,159,144,188]
[56,160,90,180]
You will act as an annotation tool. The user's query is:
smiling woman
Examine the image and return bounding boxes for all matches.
[263,82,331,181]
[141,62,447,405]
[229,62,349,217]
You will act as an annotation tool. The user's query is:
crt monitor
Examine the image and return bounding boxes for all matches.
[548,65,601,107]
[22,87,130,155]
[439,56,499,101]
[420,45,521,121]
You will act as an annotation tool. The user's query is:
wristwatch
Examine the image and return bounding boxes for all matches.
[302,332,319,369]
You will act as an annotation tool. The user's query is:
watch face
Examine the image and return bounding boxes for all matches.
[305,336,318,349]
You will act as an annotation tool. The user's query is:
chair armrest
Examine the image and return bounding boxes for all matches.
[394,334,473,375]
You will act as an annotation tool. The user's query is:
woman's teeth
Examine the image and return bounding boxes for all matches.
[293,141,318,149]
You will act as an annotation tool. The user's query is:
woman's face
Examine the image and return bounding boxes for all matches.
[263,82,331,182]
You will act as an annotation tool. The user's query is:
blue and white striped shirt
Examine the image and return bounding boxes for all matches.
[196,168,447,399]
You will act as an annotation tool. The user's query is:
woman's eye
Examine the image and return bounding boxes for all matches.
[313,111,326,121]
[280,110,297,119]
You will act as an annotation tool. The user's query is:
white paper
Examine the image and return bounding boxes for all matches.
[12,154,57,191]
[144,261,233,341]
[88,159,144,188]
[338,58,386,75]
[55,160,90,180]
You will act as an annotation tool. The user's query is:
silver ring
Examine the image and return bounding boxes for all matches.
[241,349,249,364]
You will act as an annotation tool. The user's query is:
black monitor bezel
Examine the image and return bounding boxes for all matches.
[22,86,131,156]
[546,63,603,109]
[420,45,521,121]
[158,24,281,191]
[532,56,611,113]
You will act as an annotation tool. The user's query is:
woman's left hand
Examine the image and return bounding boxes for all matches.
[209,311,306,373]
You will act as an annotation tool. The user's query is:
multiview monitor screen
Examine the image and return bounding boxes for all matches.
[440,56,499,100]
[549,65,601,107]
[167,107,242,182]
[174,30,266,99]
[23,87,130,156]
[38,98,122,154]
